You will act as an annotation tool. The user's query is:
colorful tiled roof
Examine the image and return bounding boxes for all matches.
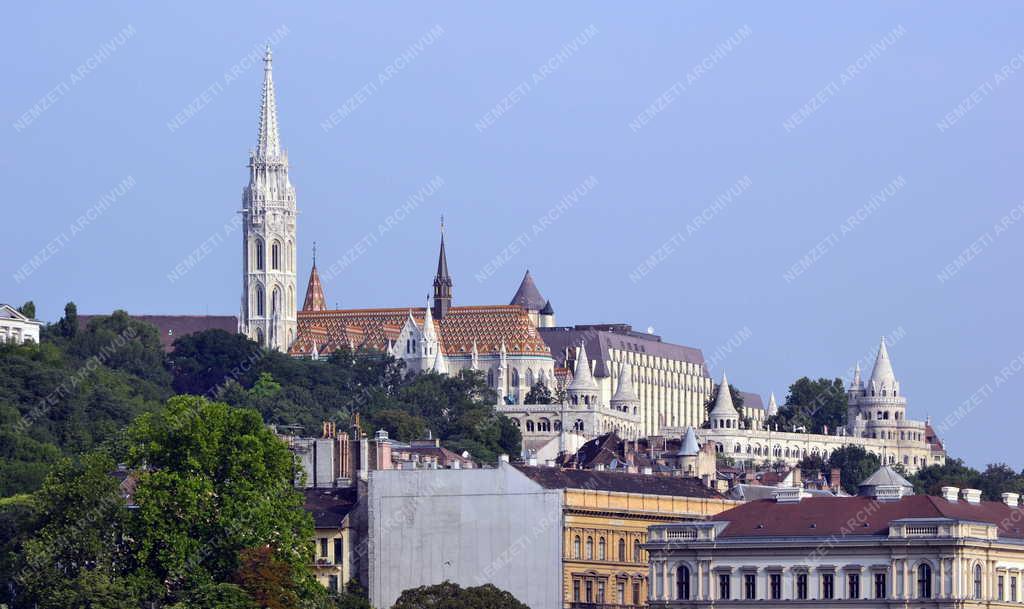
[302,263,327,312]
[290,305,550,358]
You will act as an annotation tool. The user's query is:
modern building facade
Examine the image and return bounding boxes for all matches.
[646,471,1024,608]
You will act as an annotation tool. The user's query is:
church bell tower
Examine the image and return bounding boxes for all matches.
[240,47,297,350]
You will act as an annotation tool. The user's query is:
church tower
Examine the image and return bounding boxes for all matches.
[240,47,297,350]
[432,222,452,320]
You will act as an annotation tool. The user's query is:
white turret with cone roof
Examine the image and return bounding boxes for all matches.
[419,296,440,369]
[677,427,700,457]
[869,336,898,394]
[767,392,779,417]
[610,363,639,412]
[708,372,740,429]
[431,344,448,375]
[567,341,599,406]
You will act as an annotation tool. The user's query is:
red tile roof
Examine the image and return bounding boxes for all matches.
[291,305,550,358]
[302,264,327,312]
[713,495,1024,540]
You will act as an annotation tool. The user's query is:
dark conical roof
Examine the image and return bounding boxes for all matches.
[510,270,546,311]
[539,300,554,315]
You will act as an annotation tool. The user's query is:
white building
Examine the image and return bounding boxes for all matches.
[239,47,298,350]
[646,468,1024,608]
[0,304,42,344]
[666,338,946,473]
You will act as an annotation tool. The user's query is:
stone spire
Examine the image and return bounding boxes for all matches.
[257,46,281,159]
[869,336,897,391]
[432,218,453,319]
[567,341,599,392]
[431,344,449,375]
[470,340,480,371]
[301,247,327,312]
[677,426,700,456]
[767,392,779,417]
[422,296,437,343]
[510,270,547,312]
[708,372,739,428]
[852,362,863,389]
[610,363,639,409]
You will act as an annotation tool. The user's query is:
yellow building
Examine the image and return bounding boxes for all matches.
[514,465,739,608]
[304,487,358,593]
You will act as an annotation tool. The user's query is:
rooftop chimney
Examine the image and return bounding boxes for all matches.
[941,486,959,502]
[1002,492,1020,507]
[961,488,982,505]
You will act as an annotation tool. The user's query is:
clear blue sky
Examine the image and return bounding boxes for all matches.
[4,2,1023,471]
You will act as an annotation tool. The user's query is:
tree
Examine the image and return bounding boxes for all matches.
[392,581,531,609]
[524,381,553,404]
[57,301,78,339]
[767,377,846,434]
[17,301,36,319]
[826,445,881,495]
[908,458,981,497]
[169,329,263,396]
[232,546,302,609]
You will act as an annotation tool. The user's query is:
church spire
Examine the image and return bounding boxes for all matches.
[257,46,281,158]
[432,217,453,319]
[302,245,327,312]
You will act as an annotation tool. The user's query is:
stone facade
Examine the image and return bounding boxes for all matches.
[0,304,41,344]
[239,47,297,350]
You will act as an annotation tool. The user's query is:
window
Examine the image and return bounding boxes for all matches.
[770,574,781,599]
[319,537,328,557]
[573,536,580,559]
[526,420,535,432]
[598,537,606,560]
[255,285,265,317]
[744,574,756,600]
[573,580,580,602]
[917,564,933,601]
[597,580,605,603]
[632,581,641,605]
[585,537,593,560]
[334,538,342,563]
[1011,576,1017,602]
[848,573,860,599]
[633,540,641,563]
[618,538,626,562]
[875,573,887,599]
[998,575,1005,601]
[617,581,625,604]
[797,573,808,600]
[975,564,983,600]
[719,574,731,600]
[255,240,264,270]
[585,581,593,603]
[328,575,338,593]
[677,566,690,600]
[271,241,281,270]
[823,573,835,599]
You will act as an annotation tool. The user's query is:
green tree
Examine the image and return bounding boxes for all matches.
[908,458,981,497]
[57,301,78,339]
[767,377,846,434]
[169,329,263,396]
[232,546,302,609]
[826,445,881,494]
[392,581,531,609]
[524,381,553,404]
[17,301,36,319]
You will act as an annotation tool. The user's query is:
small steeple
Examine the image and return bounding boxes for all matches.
[852,362,863,389]
[301,247,327,312]
[432,217,453,319]
[567,341,599,392]
[422,295,437,342]
[708,372,739,427]
[610,363,639,406]
[869,336,897,391]
[257,45,281,158]
[767,392,779,417]
[431,345,449,375]
[470,340,480,370]
[676,427,700,457]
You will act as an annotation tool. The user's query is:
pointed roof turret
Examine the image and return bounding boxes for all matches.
[539,300,554,315]
[510,270,547,311]
[432,219,453,319]
[470,340,480,370]
[852,362,863,389]
[869,336,897,389]
[567,341,599,392]
[422,297,437,342]
[767,392,779,417]
[708,372,739,420]
[676,427,700,457]
[431,346,448,375]
[257,46,281,158]
[302,248,327,312]
[610,363,639,405]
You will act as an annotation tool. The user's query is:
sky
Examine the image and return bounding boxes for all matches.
[3,2,1023,471]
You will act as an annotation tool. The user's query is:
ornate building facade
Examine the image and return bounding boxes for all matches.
[239,47,297,350]
[666,338,946,474]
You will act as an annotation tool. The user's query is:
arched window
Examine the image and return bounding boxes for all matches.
[510,418,520,428]
[974,564,983,599]
[526,420,535,432]
[255,327,264,345]
[538,418,551,432]
[526,368,534,388]
[598,537,606,560]
[677,565,691,600]
[618,538,626,562]
[573,536,581,559]
[255,285,265,317]
[917,563,932,598]
[632,540,641,563]
[271,241,281,270]
[734,443,741,453]
[272,286,281,316]
[487,369,495,387]
[585,537,594,560]
[254,240,264,270]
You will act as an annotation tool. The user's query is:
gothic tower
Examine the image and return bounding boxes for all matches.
[240,47,297,350]
[432,223,452,320]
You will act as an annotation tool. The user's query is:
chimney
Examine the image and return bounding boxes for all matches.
[1001,492,1020,507]
[941,486,959,502]
[961,488,982,505]
[830,468,842,492]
